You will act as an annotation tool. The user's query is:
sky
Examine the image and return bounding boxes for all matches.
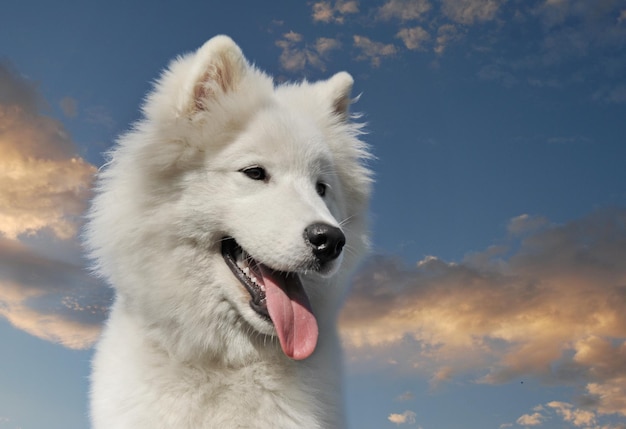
[1,0,625,428]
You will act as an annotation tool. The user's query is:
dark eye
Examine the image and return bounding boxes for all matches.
[316,182,327,197]
[240,166,267,181]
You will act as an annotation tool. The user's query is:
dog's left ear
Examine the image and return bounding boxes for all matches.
[324,72,354,121]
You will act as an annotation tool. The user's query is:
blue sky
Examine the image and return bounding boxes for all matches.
[1,0,626,428]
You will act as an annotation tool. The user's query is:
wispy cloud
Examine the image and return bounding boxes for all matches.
[529,0,626,67]
[548,401,597,427]
[0,236,109,349]
[315,37,342,57]
[287,0,626,92]
[353,35,397,67]
[441,0,504,25]
[0,62,96,240]
[275,32,342,72]
[477,63,519,87]
[340,208,626,418]
[396,391,415,401]
[388,410,417,425]
[510,401,626,429]
[59,96,78,118]
[0,62,107,349]
[312,0,359,24]
[516,410,544,426]
[434,23,462,55]
[396,26,430,51]
[593,84,626,104]
[466,0,626,97]
[276,31,307,71]
[378,0,431,22]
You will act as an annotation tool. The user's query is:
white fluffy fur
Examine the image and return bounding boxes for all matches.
[85,35,372,428]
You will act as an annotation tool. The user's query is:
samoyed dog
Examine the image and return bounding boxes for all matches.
[85,35,372,428]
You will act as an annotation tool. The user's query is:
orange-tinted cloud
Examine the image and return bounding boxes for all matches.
[0,62,96,240]
[312,0,359,24]
[396,26,430,51]
[0,62,106,348]
[276,33,342,72]
[434,24,462,55]
[353,35,397,67]
[441,0,504,24]
[511,400,625,428]
[378,0,431,22]
[388,410,417,425]
[0,236,109,349]
[340,208,626,417]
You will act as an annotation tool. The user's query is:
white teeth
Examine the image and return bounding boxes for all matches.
[238,258,261,287]
[232,245,266,292]
[245,269,265,291]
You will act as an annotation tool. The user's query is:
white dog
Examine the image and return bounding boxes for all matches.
[85,35,372,428]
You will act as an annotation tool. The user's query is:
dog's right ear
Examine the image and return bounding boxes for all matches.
[318,71,354,121]
[182,35,248,113]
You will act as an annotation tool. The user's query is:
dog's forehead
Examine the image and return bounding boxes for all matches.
[237,106,332,160]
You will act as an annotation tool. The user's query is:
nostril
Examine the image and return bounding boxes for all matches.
[304,223,346,264]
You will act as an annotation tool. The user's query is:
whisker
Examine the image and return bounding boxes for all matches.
[339,215,355,227]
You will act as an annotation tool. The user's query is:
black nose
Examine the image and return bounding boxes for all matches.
[304,223,346,264]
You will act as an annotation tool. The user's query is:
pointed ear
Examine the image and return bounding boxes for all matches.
[324,71,354,120]
[187,35,248,112]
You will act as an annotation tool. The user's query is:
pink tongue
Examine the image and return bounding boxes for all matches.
[259,265,318,360]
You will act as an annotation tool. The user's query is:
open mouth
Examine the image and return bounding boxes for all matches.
[221,237,319,360]
[221,237,271,318]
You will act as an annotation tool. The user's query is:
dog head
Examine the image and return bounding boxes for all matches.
[86,36,372,363]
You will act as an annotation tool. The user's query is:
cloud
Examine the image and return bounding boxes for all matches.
[516,411,544,426]
[547,401,597,427]
[396,391,415,401]
[59,96,78,118]
[312,0,359,24]
[312,2,334,23]
[340,208,626,418]
[315,37,342,56]
[434,24,462,55]
[477,63,519,87]
[593,85,626,104]
[535,0,589,30]
[0,62,96,240]
[441,0,504,24]
[437,1,625,92]
[0,237,110,349]
[531,0,626,65]
[396,26,430,51]
[353,35,397,67]
[430,366,455,387]
[513,400,626,429]
[0,62,106,349]
[378,0,431,22]
[84,105,116,130]
[584,376,626,418]
[276,32,342,72]
[0,62,42,111]
[388,410,417,425]
[507,214,548,235]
